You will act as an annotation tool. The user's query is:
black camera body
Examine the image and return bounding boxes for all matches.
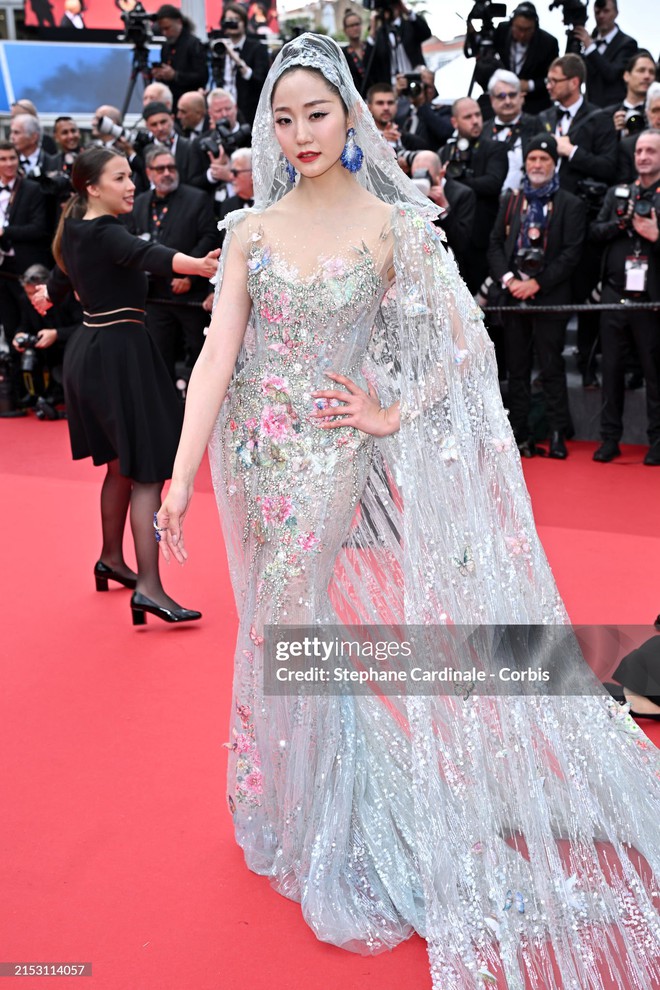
[516,226,545,277]
[14,333,40,374]
[445,138,474,180]
[199,119,250,159]
[576,177,608,214]
[465,0,507,61]
[119,1,156,48]
[624,109,647,137]
[613,185,655,226]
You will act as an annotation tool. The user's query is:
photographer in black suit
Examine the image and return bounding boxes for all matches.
[409,150,476,279]
[571,0,638,108]
[211,4,270,127]
[441,98,509,294]
[125,145,219,382]
[590,130,660,466]
[488,135,586,458]
[492,3,559,115]
[539,54,618,386]
[0,141,52,407]
[11,263,81,417]
[151,5,207,111]
[617,78,660,182]
[481,69,545,191]
[365,0,431,86]
[142,102,204,187]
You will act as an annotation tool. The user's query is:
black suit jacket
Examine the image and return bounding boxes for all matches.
[234,38,270,127]
[438,179,476,273]
[584,28,639,108]
[590,184,660,299]
[217,194,254,246]
[488,187,587,302]
[616,131,639,183]
[479,112,544,161]
[125,183,219,299]
[440,138,509,250]
[370,14,432,82]
[493,23,559,115]
[0,177,52,272]
[537,101,618,193]
[159,28,208,109]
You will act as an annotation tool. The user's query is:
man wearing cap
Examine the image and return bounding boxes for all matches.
[488,134,586,458]
[492,3,559,115]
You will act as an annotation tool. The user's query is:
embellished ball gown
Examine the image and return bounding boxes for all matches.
[204,196,660,990]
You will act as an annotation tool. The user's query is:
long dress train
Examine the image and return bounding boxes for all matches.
[207,202,660,990]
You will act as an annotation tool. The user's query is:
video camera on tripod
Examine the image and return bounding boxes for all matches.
[118,1,156,48]
[548,0,589,55]
[464,0,508,60]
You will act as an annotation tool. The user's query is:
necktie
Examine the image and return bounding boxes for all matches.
[556,107,571,136]
[493,122,510,133]
[0,185,11,192]
[597,37,609,53]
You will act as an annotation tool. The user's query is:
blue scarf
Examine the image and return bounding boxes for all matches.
[520,173,560,247]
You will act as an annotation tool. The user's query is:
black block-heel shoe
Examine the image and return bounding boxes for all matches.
[94,560,138,591]
[130,591,202,625]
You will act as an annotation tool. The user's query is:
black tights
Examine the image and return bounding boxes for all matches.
[99,459,184,609]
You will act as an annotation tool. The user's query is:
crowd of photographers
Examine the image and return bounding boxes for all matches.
[2,0,660,464]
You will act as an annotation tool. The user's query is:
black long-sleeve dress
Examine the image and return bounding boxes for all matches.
[47,215,184,483]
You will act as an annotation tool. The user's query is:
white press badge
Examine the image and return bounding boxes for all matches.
[625,255,649,294]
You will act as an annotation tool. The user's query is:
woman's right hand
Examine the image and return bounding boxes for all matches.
[155,481,194,564]
[198,249,221,279]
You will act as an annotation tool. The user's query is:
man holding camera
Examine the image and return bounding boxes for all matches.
[142,101,202,186]
[488,135,586,458]
[193,88,252,213]
[409,150,476,278]
[492,2,559,115]
[440,98,509,294]
[590,130,660,465]
[365,1,431,87]
[11,264,81,418]
[618,82,660,182]
[210,4,270,127]
[151,5,207,112]
[126,145,219,383]
[570,0,638,108]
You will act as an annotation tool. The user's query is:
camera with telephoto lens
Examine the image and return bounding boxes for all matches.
[14,333,40,374]
[198,119,251,159]
[94,115,153,152]
[516,225,545,277]
[118,1,156,47]
[446,138,473,180]
[401,72,424,99]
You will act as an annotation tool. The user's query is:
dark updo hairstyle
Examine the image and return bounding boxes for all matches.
[53,146,126,272]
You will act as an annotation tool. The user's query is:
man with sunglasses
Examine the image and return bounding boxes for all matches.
[217,149,254,247]
[125,146,219,383]
[481,69,545,191]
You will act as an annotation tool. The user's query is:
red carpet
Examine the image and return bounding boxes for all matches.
[1,417,659,990]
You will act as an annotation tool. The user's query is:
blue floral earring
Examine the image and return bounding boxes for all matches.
[280,153,296,184]
[340,127,364,172]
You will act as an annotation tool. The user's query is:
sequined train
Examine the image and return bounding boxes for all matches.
[207,202,660,990]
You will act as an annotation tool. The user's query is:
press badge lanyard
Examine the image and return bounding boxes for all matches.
[625,180,660,295]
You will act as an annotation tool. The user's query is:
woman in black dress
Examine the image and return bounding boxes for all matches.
[36,146,219,624]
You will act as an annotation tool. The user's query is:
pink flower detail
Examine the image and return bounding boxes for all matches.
[260,374,289,396]
[260,494,293,525]
[297,531,321,552]
[268,342,292,356]
[505,531,532,558]
[260,403,291,440]
[236,703,252,724]
[234,732,253,754]
[321,255,348,278]
[245,417,258,430]
[259,288,292,324]
[244,769,264,794]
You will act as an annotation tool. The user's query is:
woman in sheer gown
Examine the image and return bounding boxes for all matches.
[156,34,660,990]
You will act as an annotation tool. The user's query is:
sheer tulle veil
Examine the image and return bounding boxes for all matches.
[207,32,660,990]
